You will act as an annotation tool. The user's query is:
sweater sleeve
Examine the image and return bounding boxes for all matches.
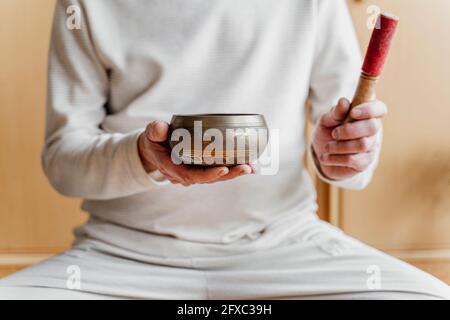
[42,0,167,200]
[308,0,381,190]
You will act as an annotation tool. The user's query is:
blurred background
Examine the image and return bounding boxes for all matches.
[0,0,449,283]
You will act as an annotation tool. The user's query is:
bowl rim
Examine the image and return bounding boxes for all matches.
[172,113,263,117]
[170,113,267,126]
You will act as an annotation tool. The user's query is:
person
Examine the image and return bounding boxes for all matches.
[0,0,448,299]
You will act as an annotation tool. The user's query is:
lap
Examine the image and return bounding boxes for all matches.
[199,221,450,299]
[1,220,448,300]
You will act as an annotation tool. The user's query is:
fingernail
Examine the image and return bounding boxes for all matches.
[152,120,163,128]
[332,130,338,139]
[219,168,229,176]
[240,166,251,174]
[352,108,362,118]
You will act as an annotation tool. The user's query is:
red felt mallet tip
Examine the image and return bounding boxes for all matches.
[362,13,399,77]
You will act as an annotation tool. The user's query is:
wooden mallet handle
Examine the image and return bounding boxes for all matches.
[346,13,399,122]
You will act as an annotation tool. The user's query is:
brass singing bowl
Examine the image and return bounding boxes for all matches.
[169,114,269,166]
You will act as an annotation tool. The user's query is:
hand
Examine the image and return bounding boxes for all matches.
[312,98,387,180]
[138,121,255,186]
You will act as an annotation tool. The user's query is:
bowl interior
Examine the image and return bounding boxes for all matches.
[170,113,267,127]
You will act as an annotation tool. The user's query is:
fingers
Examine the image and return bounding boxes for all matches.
[163,164,228,186]
[172,164,255,186]
[145,121,169,143]
[319,99,387,128]
[331,118,381,140]
[163,162,254,186]
[320,165,360,181]
[182,166,230,184]
[217,165,252,182]
[314,99,386,180]
[248,163,257,174]
[159,152,226,182]
[326,136,377,154]
[319,151,375,172]
[319,98,350,128]
[350,100,388,120]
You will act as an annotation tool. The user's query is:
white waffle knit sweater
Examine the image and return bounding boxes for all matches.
[43,0,380,247]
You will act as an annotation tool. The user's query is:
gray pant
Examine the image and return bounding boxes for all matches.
[1,220,448,300]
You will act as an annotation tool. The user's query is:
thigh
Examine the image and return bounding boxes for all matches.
[201,221,450,300]
[0,245,207,299]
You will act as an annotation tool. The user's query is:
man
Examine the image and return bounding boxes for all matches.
[0,0,448,299]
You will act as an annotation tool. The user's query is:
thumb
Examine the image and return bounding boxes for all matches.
[319,98,350,128]
[145,121,169,143]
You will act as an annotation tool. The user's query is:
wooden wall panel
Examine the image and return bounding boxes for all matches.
[0,0,86,274]
[344,0,450,250]
[336,0,450,283]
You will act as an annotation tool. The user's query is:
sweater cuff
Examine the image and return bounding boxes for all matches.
[125,129,170,187]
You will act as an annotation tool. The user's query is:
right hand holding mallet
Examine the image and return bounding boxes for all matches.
[312,13,399,180]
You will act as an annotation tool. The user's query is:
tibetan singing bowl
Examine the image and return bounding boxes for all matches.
[169,113,269,166]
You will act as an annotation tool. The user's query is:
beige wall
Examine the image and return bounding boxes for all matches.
[339,0,450,282]
[0,0,449,284]
[0,0,85,276]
